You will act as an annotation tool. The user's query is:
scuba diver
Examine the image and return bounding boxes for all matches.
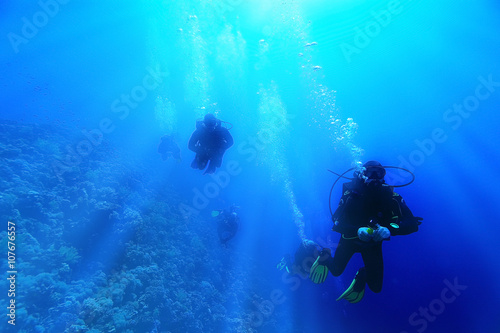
[158,134,181,162]
[188,113,234,175]
[277,239,330,282]
[309,161,423,303]
[212,205,239,245]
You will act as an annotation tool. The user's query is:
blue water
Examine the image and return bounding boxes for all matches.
[1,0,500,332]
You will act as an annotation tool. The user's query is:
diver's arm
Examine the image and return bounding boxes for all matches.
[188,130,201,152]
[387,194,422,236]
[222,129,234,149]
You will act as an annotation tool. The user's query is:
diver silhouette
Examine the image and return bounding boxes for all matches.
[310,161,423,303]
[158,134,181,162]
[277,239,325,281]
[188,113,233,175]
[212,205,239,245]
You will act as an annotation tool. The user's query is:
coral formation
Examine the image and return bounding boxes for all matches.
[0,121,266,332]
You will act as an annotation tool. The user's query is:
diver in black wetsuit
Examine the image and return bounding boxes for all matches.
[311,161,422,303]
[214,205,239,245]
[188,114,234,175]
[158,134,181,162]
[277,239,323,279]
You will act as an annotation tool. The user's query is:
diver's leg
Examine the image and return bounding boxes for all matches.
[204,159,216,174]
[198,159,208,170]
[193,153,209,170]
[335,249,367,303]
[205,150,223,174]
[214,149,225,168]
[361,243,384,293]
[329,238,356,276]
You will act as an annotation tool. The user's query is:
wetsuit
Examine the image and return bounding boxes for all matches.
[217,210,239,244]
[158,135,181,160]
[325,180,420,292]
[188,121,233,173]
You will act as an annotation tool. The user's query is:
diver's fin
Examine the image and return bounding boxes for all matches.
[336,269,366,303]
[211,210,221,217]
[309,256,329,284]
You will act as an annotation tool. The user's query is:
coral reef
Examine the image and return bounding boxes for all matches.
[0,121,268,333]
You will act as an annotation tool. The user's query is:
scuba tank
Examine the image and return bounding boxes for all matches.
[196,118,233,130]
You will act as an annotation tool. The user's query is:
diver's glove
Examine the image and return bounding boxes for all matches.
[357,227,373,242]
[372,226,390,242]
